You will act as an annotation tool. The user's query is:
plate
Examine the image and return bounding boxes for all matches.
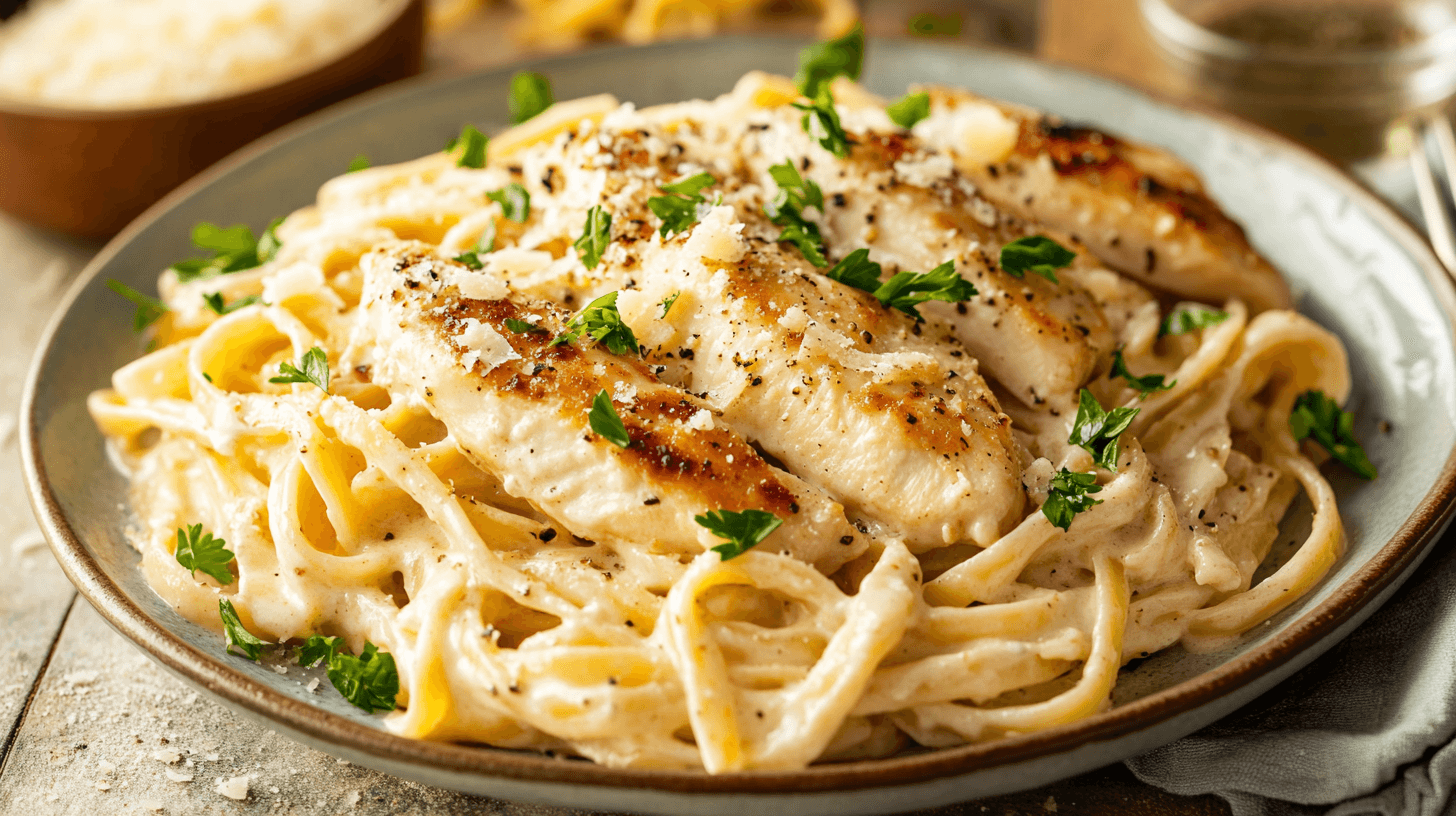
[22,37,1456,815]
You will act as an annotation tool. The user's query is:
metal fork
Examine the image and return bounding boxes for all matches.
[1404,114,1456,273]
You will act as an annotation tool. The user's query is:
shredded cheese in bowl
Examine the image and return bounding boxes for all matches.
[0,0,399,109]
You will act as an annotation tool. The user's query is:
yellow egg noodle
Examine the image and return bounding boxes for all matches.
[506,0,858,48]
[91,72,1355,772]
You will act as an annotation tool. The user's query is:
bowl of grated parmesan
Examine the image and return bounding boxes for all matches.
[0,0,423,237]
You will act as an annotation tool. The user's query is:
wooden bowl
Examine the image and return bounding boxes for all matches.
[0,0,425,237]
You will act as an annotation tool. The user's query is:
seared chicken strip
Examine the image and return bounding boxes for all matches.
[913,86,1291,313]
[358,243,867,572]
[705,97,1114,410]
[610,207,1025,550]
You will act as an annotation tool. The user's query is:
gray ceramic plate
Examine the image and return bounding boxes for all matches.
[22,37,1456,816]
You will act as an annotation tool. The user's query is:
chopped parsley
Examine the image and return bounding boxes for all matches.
[171,219,282,282]
[453,251,484,270]
[659,291,680,318]
[872,261,978,321]
[796,24,864,99]
[824,250,973,318]
[219,599,268,661]
[792,26,863,157]
[1289,390,1378,479]
[695,508,784,561]
[107,280,168,332]
[588,390,631,448]
[475,218,497,254]
[202,292,263,316]
[296,634,399,714]
[647,172,717,237]
[1110,349,1174,398]
[887,91,931,129]
[764,161,827,266]
[174,523,234,585]
[908,12,961,36]
[1160,305,1230,336]
[1069,389,1139,471]
[1042,469,1103,531]
[504,317,547,335]
[1000,235,1075,284]
[296,634,343,669]
[446,124,488,169]
[488,183,530,222]
[826,248,883,292]
[575,205,612,269]
[551,291,639,355]
[509,71,554,124]
[269,346,330,393]
[793,87,855,158]
[347,154,370,173]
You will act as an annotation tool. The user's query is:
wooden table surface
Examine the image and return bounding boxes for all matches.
[0,1,1409,813]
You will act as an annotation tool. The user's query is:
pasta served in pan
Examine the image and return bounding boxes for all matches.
[90,31,1376,772]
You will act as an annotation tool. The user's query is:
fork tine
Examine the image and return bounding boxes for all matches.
[1405,117,1456,273]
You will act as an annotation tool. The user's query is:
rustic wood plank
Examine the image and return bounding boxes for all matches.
[0,217,100,767]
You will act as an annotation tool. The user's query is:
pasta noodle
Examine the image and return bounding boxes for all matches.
[90,70,1357,772]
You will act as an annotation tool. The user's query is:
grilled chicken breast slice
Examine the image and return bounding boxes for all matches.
[912,86,1291,313]
[609,207,1025,550]
[358,243,867,572]
[709,101,1114,409]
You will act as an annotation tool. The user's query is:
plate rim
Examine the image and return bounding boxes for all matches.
[21,35,1456,796]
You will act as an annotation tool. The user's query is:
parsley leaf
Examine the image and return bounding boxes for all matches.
[269,346,330,393]
[296,634,343,668]
[107,280,168,332]
[796,24,865,99]
[1042,469,1103,531]
[793,87,855,158]
[575,205,612,269]
[202,292,263,316]
[174,523,235,585]
[648,172,718,237]
[488,183,530,223]
[887,91,931,129]
[328,641,399,713]
[871,260,978,321]
[347,155,370,172]
[475,218,497,254]
[825,248,883,293]
[589,390,631,448]
[764,161,827,266]
[504,317,547,335]
[659,171,717,198]
[551,291,639,355]
[768,162,824,211]
[908,12,961,36]
[1160,305,1230,336]
[1289,390,1378,479]
[171,222,277,282]
[219,599,269,661]
[453,251,484,270]
[659,291,680,318]
[695,508,784,561]
[1110,349,1174,398]
[1068,389,1140,471]
[295,634,398,713]
[257,217,284,264]
[509,71,554,124]
[446,124,488,169]
[1000,235,1076,284]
